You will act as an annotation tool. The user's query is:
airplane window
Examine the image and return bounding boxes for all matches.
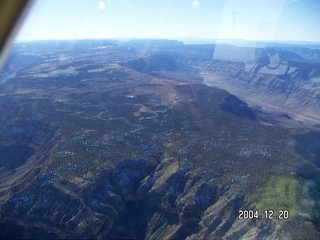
[1,0,320,239]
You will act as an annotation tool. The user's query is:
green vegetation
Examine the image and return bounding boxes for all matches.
[257,175,299,219]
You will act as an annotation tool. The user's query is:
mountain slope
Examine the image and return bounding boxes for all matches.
[0,40,320,239]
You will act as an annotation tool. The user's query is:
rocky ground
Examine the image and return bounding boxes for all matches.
[0,40,320,239]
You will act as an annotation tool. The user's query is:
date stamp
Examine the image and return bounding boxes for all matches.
[238,209,289,220]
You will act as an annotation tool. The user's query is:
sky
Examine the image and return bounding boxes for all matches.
[16,0,320,42]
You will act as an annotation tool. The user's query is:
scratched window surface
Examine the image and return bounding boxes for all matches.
[1,0,320,239]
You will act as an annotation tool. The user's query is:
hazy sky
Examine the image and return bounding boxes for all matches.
[16,0,320,42]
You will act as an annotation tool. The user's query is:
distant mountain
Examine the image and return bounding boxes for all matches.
[121,53,178,73]
[119,39,184,51]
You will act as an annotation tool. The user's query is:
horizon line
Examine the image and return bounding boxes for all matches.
[14,37,320,46]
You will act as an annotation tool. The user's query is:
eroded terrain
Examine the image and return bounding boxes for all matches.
[0,40,320,239]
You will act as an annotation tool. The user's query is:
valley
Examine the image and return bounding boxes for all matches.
[0,39,320,239]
